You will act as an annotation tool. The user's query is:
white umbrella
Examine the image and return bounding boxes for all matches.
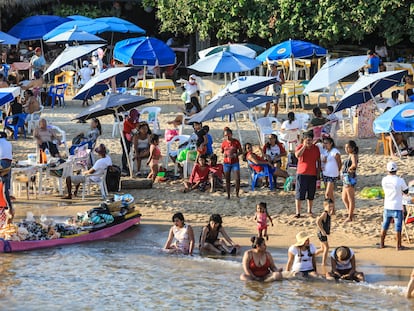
[45,26,106,44]
[304,55,368,94]
[44,43,106,75]
[198,43,257,59]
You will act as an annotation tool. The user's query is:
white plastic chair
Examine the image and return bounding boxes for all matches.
[294,112,311,130]
[164,134,190,175]
[48,124,69,157]
[317,83,338,107]
[48,159,73,196]
[81,169,108,200]
[195,77,213,108]
[139,106,162,134]
[255,117,281,145]
[279,129,301,152]
[26,105,44,134]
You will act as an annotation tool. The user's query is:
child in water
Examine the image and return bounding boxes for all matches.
[254,202,273,240]
[316,198,334,265]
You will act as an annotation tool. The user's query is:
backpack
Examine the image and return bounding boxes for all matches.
[283,176,295,191]
[106,165,121,192]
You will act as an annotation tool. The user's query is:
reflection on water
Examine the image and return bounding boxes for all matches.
[0,222,413,310]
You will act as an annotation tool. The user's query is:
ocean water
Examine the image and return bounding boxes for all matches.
[0,221,413,311]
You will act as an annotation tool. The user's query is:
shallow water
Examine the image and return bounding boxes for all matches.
[0,221,413,311]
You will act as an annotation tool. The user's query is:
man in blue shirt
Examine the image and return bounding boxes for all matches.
[366,50,380,74]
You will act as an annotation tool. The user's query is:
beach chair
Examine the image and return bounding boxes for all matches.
[81,168,109,200]
[4,113,27,140]
[139,106,162,134]
[247,161,274,191]
[26,105,44,134]
[255,117,281,146]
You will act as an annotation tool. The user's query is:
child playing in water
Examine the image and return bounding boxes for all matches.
[254,202,273,240]
[208,154,224,193]
[146,134,161,182]
[316,198,334,265]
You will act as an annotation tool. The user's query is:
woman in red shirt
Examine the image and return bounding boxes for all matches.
[121,109,140,175]
[183,154,210,192]
[221,127,242,199]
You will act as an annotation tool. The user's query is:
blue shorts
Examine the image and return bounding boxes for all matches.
[223,163,240,173]
[382,209,403,232]
[295,174,317,201]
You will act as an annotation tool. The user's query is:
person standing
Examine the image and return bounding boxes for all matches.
[341,140,358,222]
[321,137,341,213]
[365,50,380,74]
[221,127,242,199]
[263,63,285,118]
[0,131,13,213]
[29,47,46,78]
[380,161,409,250]
[121,109,140,176]
[294,131,321,218]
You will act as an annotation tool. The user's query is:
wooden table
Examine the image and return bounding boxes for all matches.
[136,79,175,102]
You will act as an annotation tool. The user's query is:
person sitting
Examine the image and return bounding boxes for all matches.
[309,107,328,141]
[69,118,102,155]
[285,231,318,278]
[244,142,288,188]
[21,89,40,115]
[240,236,283,282]
[63,144,112,199]
[21,70,44,102]
[383,107,409,154]
[386,90,401,109]
[280,112,301,138]
[208,154,224,193]
[33,118,60,158]
[183,154,210,192]
[163,212,195,256]
[326,246,365,282]
[0,73,9,88]
[323,105,340,136]
[263,133,287,169]
[199,214,239,255]
[133,122,151,176]
[404,75,414,102]
[4,97,23,137]
[406,88,414,102]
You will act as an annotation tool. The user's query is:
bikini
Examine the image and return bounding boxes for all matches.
[249,254,271,277]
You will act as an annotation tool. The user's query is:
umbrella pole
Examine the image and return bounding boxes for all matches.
[117,112,134,178]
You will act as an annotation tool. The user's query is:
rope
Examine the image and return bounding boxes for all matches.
[0,238,11,253]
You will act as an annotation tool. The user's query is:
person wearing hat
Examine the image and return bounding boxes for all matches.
[181,74,201,115]
[285,231,317,277]
[380,161,409,250]
[77,60,94,89]
[0,131,13,212]
[64,144,112,199]
[29,47,45,78]
[263,62,284,118]
[121,109,140,175]
[91,50,103,77]
[327,246,365,282]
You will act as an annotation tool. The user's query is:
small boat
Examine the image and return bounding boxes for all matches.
[0,211,141,253]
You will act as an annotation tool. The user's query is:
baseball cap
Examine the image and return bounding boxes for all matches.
[387,161,398,172]
[82,60,89,66]
[35,47,41,53]
[189,74,197,80]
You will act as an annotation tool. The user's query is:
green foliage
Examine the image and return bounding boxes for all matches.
[39,3,112,18]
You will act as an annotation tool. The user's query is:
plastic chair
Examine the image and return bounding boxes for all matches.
[48,84,67,108]
[4,113,27,140]
[317,83,338,107]
[294,112,310,130]
[279,129,301,152]
[375,133,390,156]
[81,168,108,200]
[48,125,69,157]
[165,135,190,175]
[255,117,281,145]
[139,106,162,134]
[54,71,75,96]
[112,112,128,138]
[247,161,274,191]
[26,105,44,134]
[47,159,73,196]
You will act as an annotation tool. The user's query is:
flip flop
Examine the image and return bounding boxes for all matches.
[397,246,409,251]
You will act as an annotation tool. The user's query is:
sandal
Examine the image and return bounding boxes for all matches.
[294,214,301,218]
[397,246,409,251]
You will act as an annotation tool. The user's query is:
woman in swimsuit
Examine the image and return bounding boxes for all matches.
[133,122,151,175]
[146,134,161,182]
[164,212,195,255]
[199,214,239,255]
[240,236,282,282]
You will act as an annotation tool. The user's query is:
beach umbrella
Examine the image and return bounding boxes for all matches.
[303,55,368,94]
[209,75,282,102]
[114,37,175,66]
[94,17,145,34]
[44,43,106,75]
[256,39,327,62]
[74,93,154,177]
[45,26,106,45]
[373,102,414,157]
[8,15,70,40]
[188,93,274,144]
[198,43,257,59]
[334,70,407,112]
[73,67,139,100]
[0,31,20,45]
[0,87,21,106]
[189,51,261,74]
[42,20,111,40]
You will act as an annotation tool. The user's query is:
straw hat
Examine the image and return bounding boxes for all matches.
[294,231,311,246]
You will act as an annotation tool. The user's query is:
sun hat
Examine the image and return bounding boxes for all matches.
[387,161,398,172]
[94,144,107,156]
[294,231,311,246]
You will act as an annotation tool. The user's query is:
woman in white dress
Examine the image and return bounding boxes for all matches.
[164,212,195,255]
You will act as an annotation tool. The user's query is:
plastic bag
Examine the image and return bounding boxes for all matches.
[360,187,384,199]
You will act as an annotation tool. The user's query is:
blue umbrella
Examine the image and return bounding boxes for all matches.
[373,102,414,134]
[94,17,145,34]
[256,39,327,62]
[334,70,407,112]
[0,31,20,45]
[114,37,175,66]
[43,20,111,40]
[189,51,261,73]
[8,15,70,40]
[73,67,139,100]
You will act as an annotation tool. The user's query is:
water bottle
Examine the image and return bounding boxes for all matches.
[44,148,50,162]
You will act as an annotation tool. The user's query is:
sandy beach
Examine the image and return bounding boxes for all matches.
[8,85,414,288]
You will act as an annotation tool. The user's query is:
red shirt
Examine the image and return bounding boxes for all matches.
[209,164,224,178]
[295,144,320,176]
[221,139,241,164]
[189,164,210,184]
[123,118,137,136]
